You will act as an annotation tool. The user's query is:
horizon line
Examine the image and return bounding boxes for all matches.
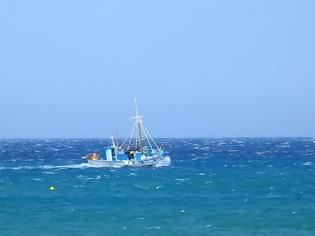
[0,136,313,140]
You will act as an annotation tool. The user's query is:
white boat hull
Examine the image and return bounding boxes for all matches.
[87,156,171,167]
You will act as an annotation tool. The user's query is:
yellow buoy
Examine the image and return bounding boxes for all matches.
[49,186,55,191]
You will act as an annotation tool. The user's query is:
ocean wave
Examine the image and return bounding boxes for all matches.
[147,226,161,230]
[0,163,123,171]
[154,156,171,167]
[302,162,312,166]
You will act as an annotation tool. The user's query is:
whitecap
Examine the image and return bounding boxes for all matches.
[134,184,149,190]
[303,162,312,166]
[12,166,35,170]
[175,178,190,182]
[148,226,160,230]
[41,163,122,170]
[196,173,206,176]
[33,178,42,181]
[41,171,56,175]
[154,156,171,167]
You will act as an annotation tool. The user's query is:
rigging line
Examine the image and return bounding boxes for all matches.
[126,122,136,149]
[121,121,135,147]
[132,119,137,150]
[119,135,129,149]
[140,123,153,151]
[143,125,160,150]
[134,122,138,150]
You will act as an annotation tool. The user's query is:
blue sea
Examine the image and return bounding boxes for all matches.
[0,138,315,235]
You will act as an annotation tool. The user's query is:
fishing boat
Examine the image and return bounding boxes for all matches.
[86,98,171,167]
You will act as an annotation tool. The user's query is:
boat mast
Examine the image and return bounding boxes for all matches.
[134,98,143,153]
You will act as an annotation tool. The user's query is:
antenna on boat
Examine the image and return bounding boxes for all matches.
[135,97,139,117]
[133,97,143,153]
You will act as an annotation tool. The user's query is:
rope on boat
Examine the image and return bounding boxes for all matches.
[118,98,161,153]
[140,122,153,151]
[142,124,160,151]
[120,122,136,149]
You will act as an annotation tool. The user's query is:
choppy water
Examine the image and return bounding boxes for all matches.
[0,138,315,235]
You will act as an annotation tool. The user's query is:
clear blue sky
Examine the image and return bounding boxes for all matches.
[0,0,314,138]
